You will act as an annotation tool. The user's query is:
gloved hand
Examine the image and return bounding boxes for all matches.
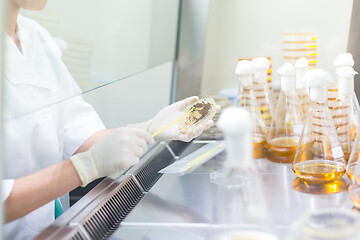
[129,96,219,142]
[70,127,154,187]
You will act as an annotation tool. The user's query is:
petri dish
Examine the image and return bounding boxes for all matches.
[179,96,217,132]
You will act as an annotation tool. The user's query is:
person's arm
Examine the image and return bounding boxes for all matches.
[5,127,153,223]
[5,159,81,223]
[74,129,116,154]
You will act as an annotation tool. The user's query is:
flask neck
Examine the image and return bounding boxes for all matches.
[338,76,354,101]
[295,70,306,89]
[254,71,267,83]
[225,131,253,170]
[309,86,328,103]
[281,75,296,92]
[238,76,253,88]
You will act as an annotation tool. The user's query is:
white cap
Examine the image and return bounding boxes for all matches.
[337,67,358,100]
[337,66,358,78]
[217,107,253,169]
[251,57,270,83]
[217,107,252,134]
[304,69,335,102]
[235,60,255,75]
[304,69,335,87]
[333,53,354,68]
[235,60,254,87]
[294,57,309,89]
[295,57,309,70]
[278,63,295,91]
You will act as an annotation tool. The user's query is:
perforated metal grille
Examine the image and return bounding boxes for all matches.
[70,231,86,240]
[135,149,175,191]
[82,178,144,239]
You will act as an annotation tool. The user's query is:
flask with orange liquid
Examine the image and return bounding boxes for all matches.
[332,66,359,161]
[265,63,304,163]
[293,69,346,183]
[251,57,274,131]
[235,60,267,159]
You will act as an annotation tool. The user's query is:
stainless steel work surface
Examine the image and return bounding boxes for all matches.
[110,142,355,239]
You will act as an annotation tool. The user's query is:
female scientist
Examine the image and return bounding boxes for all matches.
[2,0,214,239]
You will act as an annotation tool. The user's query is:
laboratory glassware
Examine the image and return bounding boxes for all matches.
[286,208,360,240]
[179,96,217,133]
[251,57,274,131]
[329,53,355,111]
[348,153,360,208]
[239,57,273,90]
[294,57,309,116]
[235,60,267,159]
[332,67,359,161]
[293,69,346,182]
[265,63,304,163]
[210,107,279,240]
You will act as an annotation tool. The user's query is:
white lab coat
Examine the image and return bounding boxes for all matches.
[2,15,105,239]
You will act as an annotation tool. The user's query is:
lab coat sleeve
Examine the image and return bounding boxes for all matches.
[2,179,14,202]
[63,95,106,159]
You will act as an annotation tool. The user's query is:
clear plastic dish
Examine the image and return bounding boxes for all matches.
[179,96,217,132]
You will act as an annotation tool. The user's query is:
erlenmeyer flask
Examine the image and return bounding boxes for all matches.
[348,148,360,208]
[293,69,346,182]
[251,57,274,131]
[329,53,355,111]
[210,107,278,240]
[294,57,309,116]
[347,133,360,181]
[265,63,304,163]
[332,67,359,160]
[235,60,267,159]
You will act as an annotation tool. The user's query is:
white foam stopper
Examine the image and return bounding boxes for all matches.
[294,57,309,89]
[217,107,252,133]
[304,69,335,102]
[251,57,270,83]
[333,53,354,68]
[278,63,295,92]
[337,66,358,100]
[235,60,254,87]
[217,107,253,168]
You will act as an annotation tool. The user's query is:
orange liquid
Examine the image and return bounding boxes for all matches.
[265,137,298,163]
[292,160,345,182]
[293,177,347,194]
[253,141,266,159]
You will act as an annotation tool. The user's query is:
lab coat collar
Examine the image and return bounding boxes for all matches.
[4,19,51,90]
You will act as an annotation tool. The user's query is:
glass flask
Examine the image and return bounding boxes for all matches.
[286,208,360,240]
[235,60,267,159]
[349,157,360,209]
[294,57,309,116]
[251,57,274,131]
[210,107,278,240]
[332,67,359,161]
[329,53,355,111]
[293,69,346,183]
[347,133,360,181]
[265,63,304,163]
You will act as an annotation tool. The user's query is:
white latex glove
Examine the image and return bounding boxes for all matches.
[71,127,154,187]
[147,96,218,142]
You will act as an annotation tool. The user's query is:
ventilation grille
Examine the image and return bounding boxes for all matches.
[82,178,144,239]
[135,149,175,191]
[70,231,87,240]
